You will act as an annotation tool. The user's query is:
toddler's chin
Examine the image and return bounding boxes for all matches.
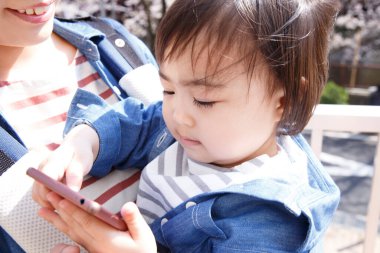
[183,150,211,164]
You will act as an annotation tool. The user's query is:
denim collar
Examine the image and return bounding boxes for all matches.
[53,18,104,61]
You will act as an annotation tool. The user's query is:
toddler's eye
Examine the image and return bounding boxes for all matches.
[193,98,215,108]
[163,90,175,95]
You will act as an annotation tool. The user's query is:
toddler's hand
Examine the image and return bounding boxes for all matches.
[32,124,99,208]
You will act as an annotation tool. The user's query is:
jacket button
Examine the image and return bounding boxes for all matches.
[161,218,168,226]
[114,38,126,48]
[185,201,196,209]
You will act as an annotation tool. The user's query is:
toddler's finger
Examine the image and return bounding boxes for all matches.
[65,154,92,192]
[41,143,74,177]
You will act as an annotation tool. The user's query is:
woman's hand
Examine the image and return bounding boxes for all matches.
[32,124,99,208]
[41,192,157,253]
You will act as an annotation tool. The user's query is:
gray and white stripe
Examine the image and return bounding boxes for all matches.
[136,136,307,224]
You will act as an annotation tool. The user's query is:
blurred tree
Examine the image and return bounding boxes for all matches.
[330,0,380,65]
[329,0,380,87]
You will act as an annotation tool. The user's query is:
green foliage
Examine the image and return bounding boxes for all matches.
[320,81,349,104]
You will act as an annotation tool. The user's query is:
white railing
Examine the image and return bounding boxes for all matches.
[305,104,380,253]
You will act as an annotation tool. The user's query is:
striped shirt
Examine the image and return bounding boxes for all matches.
[136,136,308,224]
[0,50,141,211]
[0,50,119,150]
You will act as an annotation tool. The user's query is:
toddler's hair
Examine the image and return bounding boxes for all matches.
[155,0,341,135]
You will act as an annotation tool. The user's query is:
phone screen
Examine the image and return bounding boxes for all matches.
[27,167,127,231]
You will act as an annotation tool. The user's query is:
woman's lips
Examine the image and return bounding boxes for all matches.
[6,3,54,24]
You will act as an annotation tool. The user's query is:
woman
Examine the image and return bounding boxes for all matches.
[0,0,158,252]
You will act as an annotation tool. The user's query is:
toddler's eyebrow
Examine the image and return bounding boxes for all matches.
[159,70,225,88]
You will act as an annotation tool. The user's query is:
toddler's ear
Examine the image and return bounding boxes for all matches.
[301,76,307,86]
[275,89,285,122]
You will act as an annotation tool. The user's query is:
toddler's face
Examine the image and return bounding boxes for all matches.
[0,0,56,47]
[159,47,284,168]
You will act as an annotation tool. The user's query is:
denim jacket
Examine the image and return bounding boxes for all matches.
[0,17,157,146]
[65,89,340,252]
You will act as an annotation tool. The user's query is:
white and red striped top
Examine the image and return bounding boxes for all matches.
[1,50,141,212]
[0,50,119,151]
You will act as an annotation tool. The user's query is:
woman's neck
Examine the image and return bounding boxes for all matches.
[0,33,77,81]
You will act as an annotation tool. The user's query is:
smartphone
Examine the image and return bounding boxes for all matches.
[27,167,127,231]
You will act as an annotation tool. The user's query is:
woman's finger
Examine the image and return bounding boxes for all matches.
[38,192,71,236]
[50,243,80,253]
[121,202,157,252]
